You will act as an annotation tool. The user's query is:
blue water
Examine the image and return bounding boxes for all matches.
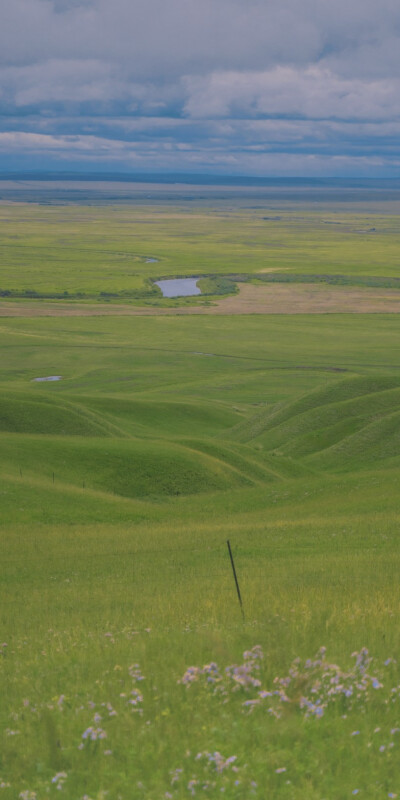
[32,376,62,382]
[155,278,201,298]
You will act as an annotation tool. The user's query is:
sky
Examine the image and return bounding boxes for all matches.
[1,0,400,177]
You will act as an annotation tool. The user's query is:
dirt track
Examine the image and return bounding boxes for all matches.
[1,282,400,317]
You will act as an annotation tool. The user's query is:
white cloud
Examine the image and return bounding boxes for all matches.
[0,131,126,152]
[183,68,400,121]
[2,0,400,78]
[1,0,400,173]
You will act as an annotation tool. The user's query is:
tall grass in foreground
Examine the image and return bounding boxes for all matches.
[1,517,399,799]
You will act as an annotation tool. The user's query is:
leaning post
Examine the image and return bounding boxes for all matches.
[226,539,245,621]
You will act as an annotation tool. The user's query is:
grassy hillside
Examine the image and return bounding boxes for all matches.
[230,375,400,471]
[1,215,400,797]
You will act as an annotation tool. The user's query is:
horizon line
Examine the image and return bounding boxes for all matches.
[1,170,400,186]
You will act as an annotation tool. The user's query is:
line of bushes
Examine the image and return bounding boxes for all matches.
[230,273,400,289]
[196,276,238,296]
[0,282,162,301]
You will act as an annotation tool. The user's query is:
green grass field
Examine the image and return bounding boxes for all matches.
[1,203,400,301]
[1,199,400,799]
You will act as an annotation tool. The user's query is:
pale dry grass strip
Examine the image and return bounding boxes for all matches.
[2,282,400,317]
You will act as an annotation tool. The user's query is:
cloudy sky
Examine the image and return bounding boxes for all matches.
[1,0,400,176]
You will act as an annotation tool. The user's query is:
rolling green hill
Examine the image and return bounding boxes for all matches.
[2,366,400,507]
[230,375,400,471]
[0,391,120,437]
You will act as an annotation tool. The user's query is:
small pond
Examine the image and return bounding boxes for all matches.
[155,278,201,298]
[32,376,62,382]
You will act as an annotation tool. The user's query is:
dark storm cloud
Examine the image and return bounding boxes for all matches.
[1,0,400,174]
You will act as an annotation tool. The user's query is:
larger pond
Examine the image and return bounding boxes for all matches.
[155,278,201,298]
